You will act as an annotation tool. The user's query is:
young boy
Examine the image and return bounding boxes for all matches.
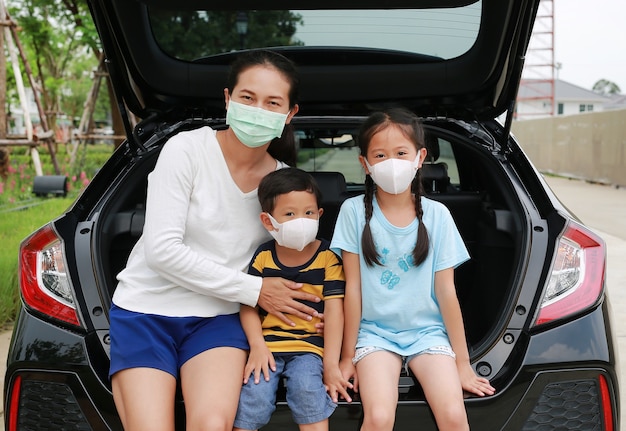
[234,167,352,431]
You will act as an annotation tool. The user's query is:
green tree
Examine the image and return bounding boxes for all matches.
[149,10,303,61]
[6,4,303,150]
[7,0,102,133]
[62,46,110,126]
[592,79,621,96]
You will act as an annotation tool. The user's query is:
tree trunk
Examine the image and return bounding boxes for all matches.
[0,13,7,180]
[10,23,61,174]
[106,75,126,149]
[0,15,6,141]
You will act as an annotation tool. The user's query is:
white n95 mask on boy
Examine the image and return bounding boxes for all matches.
[365,156,421,194]
[226,100,289,148]
[267,214,319,251]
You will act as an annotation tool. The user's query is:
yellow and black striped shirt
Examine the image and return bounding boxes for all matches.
[248,239,345,358]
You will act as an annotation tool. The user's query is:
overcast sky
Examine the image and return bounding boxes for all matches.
[553,0,626,91]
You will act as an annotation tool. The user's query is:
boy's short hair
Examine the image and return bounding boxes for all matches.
[258,168,322,214]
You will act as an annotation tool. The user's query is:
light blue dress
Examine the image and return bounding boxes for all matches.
[330,195,469,356]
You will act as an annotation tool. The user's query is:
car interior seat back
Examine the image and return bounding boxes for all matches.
[421,134,451,193]
[308,171,348,241]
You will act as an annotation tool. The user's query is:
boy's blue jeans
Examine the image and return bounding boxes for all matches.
[234,353,337,430]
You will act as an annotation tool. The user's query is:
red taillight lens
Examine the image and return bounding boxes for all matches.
[19,224,81,327]
[598,374,614,431]
[534,221,605,327]
[7,375,22,431]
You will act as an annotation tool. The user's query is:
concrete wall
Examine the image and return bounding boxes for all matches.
[511,108,626,187]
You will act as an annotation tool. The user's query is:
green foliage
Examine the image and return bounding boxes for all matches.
[1,143,113,206]
[63,48,108,123]
[592,79,621,96]
[7,0,102,128]
[297,148,316,164]
[0,143,113,325]
[0,198,74,328]
[149,10,303,61]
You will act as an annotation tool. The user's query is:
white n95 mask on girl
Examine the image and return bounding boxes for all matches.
[226,100,289,148]
[365,156,421,194]
[267,214,319,251]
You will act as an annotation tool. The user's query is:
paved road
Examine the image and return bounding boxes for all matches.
[544,175,626,431]
[0,175,623,429]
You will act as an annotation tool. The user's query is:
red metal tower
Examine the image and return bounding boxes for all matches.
[516,0,556,119]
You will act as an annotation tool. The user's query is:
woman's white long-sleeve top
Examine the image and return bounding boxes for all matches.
[113,126,279,317]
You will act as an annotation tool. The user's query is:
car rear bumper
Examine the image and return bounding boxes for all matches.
[4,303,620,430]
[4,307,120,430]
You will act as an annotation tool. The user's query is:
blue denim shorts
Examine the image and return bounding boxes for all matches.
[109,304,248,379]
[234,353,336,429]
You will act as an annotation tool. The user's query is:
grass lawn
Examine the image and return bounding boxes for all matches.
[0,142,114,326]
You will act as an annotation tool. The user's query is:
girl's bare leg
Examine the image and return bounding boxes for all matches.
[355,351,403,431]
[409,354,469,431]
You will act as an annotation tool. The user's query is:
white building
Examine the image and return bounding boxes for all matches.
[8,87,40,135]
[515,79,622,119]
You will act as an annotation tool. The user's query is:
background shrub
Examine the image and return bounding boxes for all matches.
[0,143,114,327]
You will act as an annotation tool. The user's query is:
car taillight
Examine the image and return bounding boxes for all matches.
[7,375,22,431]
[533,220,605,327]
[599,374,615,431]
[19,224,82,328]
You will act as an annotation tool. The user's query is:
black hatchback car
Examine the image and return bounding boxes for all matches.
[4,0,621,430]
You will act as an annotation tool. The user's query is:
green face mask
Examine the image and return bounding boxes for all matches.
[226,100,289,148]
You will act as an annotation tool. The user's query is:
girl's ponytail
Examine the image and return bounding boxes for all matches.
[362,175,380,266]
[411,173,429,266]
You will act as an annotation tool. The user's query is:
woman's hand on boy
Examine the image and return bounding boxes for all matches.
[258,277,321,327]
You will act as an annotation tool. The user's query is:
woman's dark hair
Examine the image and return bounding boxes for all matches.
[358,108,429,267]
[258,167,322,214]
[228,50,299,166]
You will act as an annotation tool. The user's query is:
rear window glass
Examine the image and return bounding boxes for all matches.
[294,130,363,184]
[298,147,364,185]
[148,2,481,62]
[294,131,459,187]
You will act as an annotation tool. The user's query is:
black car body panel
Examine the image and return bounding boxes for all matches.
[89,0,536,121]
[4,0,620,429]
[6,287,619,430]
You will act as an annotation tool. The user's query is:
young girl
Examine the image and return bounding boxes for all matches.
[331,108,495,431]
